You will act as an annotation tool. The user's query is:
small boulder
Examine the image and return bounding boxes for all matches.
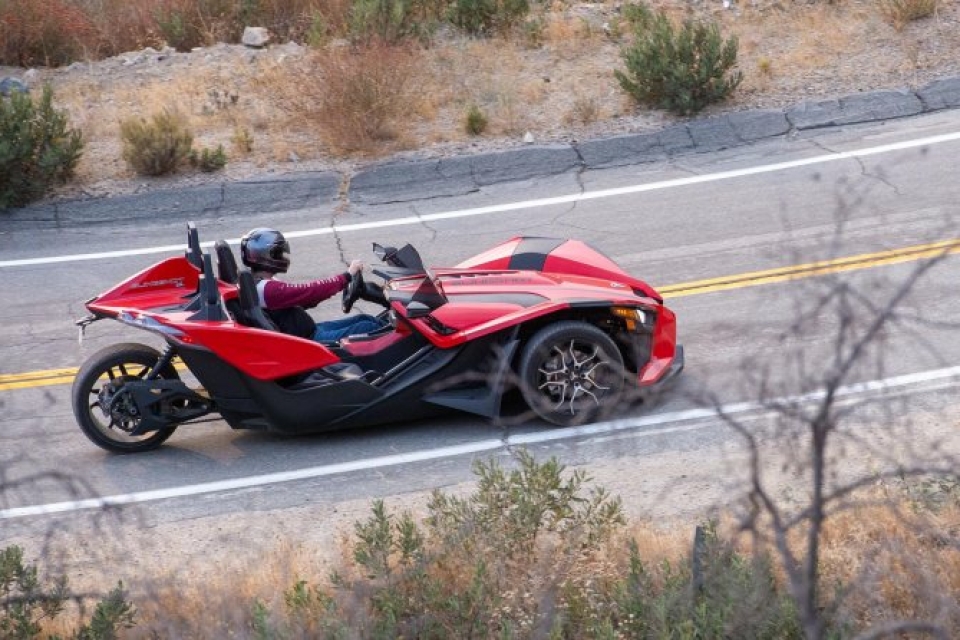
[242,27,271,48]
[0,77,28,96]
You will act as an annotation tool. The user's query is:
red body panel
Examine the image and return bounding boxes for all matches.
[455,237,662,301]
[388,269,662,358]
[340,321,414,356]
[86,255,340,380]
[88,256,239,316]
[174,321,339,379]
[639,305,678,386]
[88,256,200,313]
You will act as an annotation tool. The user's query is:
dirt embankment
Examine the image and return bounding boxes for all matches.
[4,1,959,202]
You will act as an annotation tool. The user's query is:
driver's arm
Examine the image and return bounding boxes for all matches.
[259,274,348,310]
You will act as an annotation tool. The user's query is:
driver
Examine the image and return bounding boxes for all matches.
[240,228,387,342]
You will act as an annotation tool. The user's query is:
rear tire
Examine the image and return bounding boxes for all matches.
[518,321,625,426]
[71,343,179,453]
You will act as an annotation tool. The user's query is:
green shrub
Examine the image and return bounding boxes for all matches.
[464,104,488,135]
[0,545,137,638]
[447,0,530,35]
[297,450,625,638]
[119,110,193,176]
[305,9,329,46]
[615,4,742,116]
[349,0,411,43]
[348,0,443,44]
[0,86,84,209]
[153,6,207,52]
[607,523,804,639]
[520,14,546,48]
[189,144,228,172]
[231,126,254,154]
[0,545,66,637]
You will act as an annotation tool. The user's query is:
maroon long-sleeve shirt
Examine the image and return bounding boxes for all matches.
[255,273,349,310]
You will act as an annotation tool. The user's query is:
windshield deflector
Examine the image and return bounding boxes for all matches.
[410,271,446,310]
[372,243,428,280]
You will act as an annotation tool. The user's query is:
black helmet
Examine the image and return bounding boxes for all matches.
[240,228,290,274]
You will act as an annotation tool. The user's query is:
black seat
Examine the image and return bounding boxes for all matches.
[215,240,239,284]
[236,269,279,332]
[234,269,372,385]
[187,253,229,322]
[185,221,203,270]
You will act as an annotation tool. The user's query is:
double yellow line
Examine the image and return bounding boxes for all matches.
[659,238,960,298]
[0,368,80,391]
[0,362,189,392]
[2,238,958,392]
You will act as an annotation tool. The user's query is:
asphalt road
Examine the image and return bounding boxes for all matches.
[1,110,959,583]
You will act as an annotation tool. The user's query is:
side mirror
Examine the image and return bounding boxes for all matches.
[405,301,432,319]
[374,243,398,263]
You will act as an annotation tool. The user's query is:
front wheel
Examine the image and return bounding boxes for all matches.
[71,343,179,453]
[518,321,625,426]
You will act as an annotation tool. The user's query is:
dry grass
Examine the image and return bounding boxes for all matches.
[818,498,960,629]
[272,41,422,154]
[880,0,940,31]
[19,0,960,197]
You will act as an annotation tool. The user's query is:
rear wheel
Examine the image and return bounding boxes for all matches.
[518,321,625,426]
[71,343,179,453]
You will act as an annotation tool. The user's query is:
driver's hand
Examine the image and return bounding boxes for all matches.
[348,259,364,276]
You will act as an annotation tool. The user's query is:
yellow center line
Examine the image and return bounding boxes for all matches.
[2,238,957,392]
[0,362,188,392]
[660,238,960,298]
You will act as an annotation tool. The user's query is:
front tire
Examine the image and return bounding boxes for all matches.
[518,321,625,426]
[71,343,179,453]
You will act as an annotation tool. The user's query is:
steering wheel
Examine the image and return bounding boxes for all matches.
[342,270,364,314]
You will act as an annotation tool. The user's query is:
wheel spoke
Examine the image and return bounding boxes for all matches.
[582,360,608,377]
[554,384,570,411]
[568,386,583,413]
[579,386,601,406]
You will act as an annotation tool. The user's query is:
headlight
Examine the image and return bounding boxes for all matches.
[611,307,653,331]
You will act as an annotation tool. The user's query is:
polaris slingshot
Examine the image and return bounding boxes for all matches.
[72,223,683,453]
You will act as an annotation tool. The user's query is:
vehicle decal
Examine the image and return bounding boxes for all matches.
[508,237,565,270]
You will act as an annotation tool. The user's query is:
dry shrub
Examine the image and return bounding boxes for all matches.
[156,0,349,48]
[79,0,169,57]
[564,91,601,125]
[0,0,97,66]
[879,0,939,30]
[0,0,184,65]
[817,499,960,631]
[306,41,420,153]
[119,109,193,176]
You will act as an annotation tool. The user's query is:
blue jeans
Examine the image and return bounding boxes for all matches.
[312,314,385,342]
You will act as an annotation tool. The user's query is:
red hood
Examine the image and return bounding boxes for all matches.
[455,236,661,301]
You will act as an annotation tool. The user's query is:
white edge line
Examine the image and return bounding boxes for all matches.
[3,130,960,269]
[3,364,959,520]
